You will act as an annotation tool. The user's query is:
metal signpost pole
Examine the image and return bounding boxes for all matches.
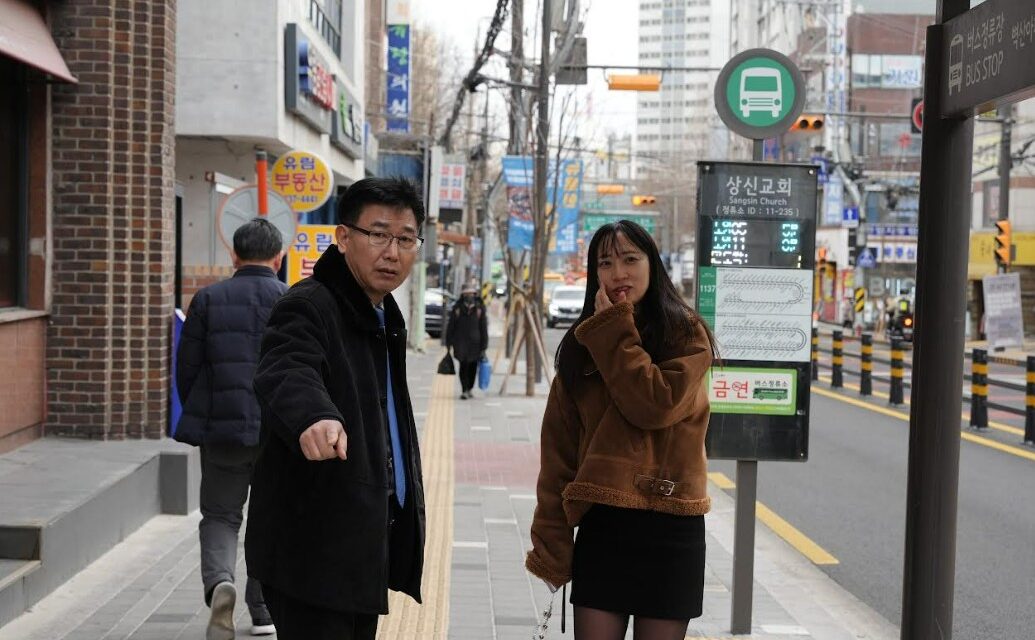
[901,1,972,637]
[730,137,766,634]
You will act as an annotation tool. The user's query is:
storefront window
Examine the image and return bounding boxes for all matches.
[0,56,26,309]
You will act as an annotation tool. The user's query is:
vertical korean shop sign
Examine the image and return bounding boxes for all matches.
[696,161,819,461]
[386,23,411,132]
[270,150,334,213]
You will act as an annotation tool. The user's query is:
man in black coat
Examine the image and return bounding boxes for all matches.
[246,177,427,640]
[175,217,288,639]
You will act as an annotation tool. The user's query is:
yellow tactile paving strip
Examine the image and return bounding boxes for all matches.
[376,373,455,639]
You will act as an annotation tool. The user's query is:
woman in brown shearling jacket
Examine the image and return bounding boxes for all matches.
[526,220,717,640]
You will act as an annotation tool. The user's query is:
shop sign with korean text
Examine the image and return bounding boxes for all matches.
[284,24,333,134]
[386,24,411,132]
[331,79,363,160]
[696,161,818,461]
[271,150,333,213]
[439,155,466,211]
[287,225,337,285]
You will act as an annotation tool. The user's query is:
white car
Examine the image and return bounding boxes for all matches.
[547,286,587,328]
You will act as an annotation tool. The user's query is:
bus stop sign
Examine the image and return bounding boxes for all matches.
[941,0,1035,117]
[714,48,806,140]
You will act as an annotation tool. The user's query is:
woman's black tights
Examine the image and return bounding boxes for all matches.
[573,606,690,640]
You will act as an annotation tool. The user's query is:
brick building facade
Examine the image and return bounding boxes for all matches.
[0,0,177,451]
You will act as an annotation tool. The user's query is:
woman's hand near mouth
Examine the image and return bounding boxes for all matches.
[594,287,627,315]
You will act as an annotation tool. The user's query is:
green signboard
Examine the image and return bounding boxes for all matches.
[582,213,656,235]
[714,48,806,140]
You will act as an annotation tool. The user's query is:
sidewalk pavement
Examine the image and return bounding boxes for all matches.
[0,341,898,640]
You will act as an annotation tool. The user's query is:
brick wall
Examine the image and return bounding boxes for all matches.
[180,265,235,310]
[47,0,177,439]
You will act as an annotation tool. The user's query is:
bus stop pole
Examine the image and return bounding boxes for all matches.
[730,138,765,635]
[901,2,973,637]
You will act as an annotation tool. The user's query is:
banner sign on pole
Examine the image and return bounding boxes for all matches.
[501,156,583,253]
[696,161,819,461]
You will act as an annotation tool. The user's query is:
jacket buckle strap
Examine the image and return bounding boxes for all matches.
[634,474,677,496]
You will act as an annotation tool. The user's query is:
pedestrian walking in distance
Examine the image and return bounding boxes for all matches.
[175,217,288,639]
[246,177,426,640]
[526,220,717,640]
[446,282,488,399]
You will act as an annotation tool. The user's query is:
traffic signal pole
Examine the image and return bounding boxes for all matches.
[998,104,1012,274]
[901,1,973,637]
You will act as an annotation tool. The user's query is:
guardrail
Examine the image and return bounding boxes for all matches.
[814,330,1035,446]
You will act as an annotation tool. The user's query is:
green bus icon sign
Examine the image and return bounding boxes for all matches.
[715,49,806,140]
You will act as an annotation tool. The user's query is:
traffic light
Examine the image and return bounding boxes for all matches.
[606,74,661,91]
[790,115,824,132]
[995,219,1012,268]
[632,195,657,206]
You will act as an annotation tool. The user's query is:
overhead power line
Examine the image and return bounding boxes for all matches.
[438,0,510,150]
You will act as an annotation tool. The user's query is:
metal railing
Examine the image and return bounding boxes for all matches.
[814,330,1035,445]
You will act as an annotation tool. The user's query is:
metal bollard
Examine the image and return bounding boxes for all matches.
[811,327,819,381]
[860,333,873,396]
[1025,356,1035,445]
[831,330,844,388]
[969,348,988,429]
[889,339,905,405]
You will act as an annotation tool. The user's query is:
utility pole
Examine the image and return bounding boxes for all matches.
[527,0,551,396]
[508,0,524,154]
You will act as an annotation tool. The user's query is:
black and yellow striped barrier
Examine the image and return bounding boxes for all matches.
[1025,356,1035,445]
[811,327,819,382]
[889,339,905,405]
[831,330,844,388]
[969,348,989,429]
[860,333,873,396]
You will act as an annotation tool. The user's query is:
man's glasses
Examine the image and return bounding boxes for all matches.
[343,223,424,253]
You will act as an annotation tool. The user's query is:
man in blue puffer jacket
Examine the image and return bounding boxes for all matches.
[175,217,288,639]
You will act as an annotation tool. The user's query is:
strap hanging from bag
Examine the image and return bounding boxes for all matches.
[532,590,558,639]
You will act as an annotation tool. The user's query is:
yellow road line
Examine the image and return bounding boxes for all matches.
[811,385,1035,461]
[377,374,455,639]
[707,472,839,566]
[708,471,736,489]
[816,375,1025,438]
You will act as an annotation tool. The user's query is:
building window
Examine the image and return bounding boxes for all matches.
[0,57,26,308]
[309,0,342,57]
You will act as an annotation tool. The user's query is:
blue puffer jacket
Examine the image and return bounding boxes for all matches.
[175,265,288,446]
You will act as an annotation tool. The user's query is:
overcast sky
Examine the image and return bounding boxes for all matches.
[413,0,639,149]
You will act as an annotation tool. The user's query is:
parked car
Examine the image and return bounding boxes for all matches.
[425,287,454,338]
[547,286,587,328]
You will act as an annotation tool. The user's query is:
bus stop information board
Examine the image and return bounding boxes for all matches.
[941,1,1035,116]
[697,161,818,461]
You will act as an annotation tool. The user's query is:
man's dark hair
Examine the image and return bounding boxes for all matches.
[336,177,426,229]
[233,217,284,262]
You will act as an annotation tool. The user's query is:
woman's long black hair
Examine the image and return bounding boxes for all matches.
[555,220,718,394]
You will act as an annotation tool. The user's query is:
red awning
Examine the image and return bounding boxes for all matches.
[0,0,76,83]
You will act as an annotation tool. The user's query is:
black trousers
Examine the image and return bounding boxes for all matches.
[458,360,478,392]
[262,583,378,640]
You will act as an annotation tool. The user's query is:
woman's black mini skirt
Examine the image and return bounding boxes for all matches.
[570,504,706,620]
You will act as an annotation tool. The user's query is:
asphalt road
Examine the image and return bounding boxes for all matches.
[542,324,1035,639]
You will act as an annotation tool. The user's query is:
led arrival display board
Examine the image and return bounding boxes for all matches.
[696,161,819,461]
